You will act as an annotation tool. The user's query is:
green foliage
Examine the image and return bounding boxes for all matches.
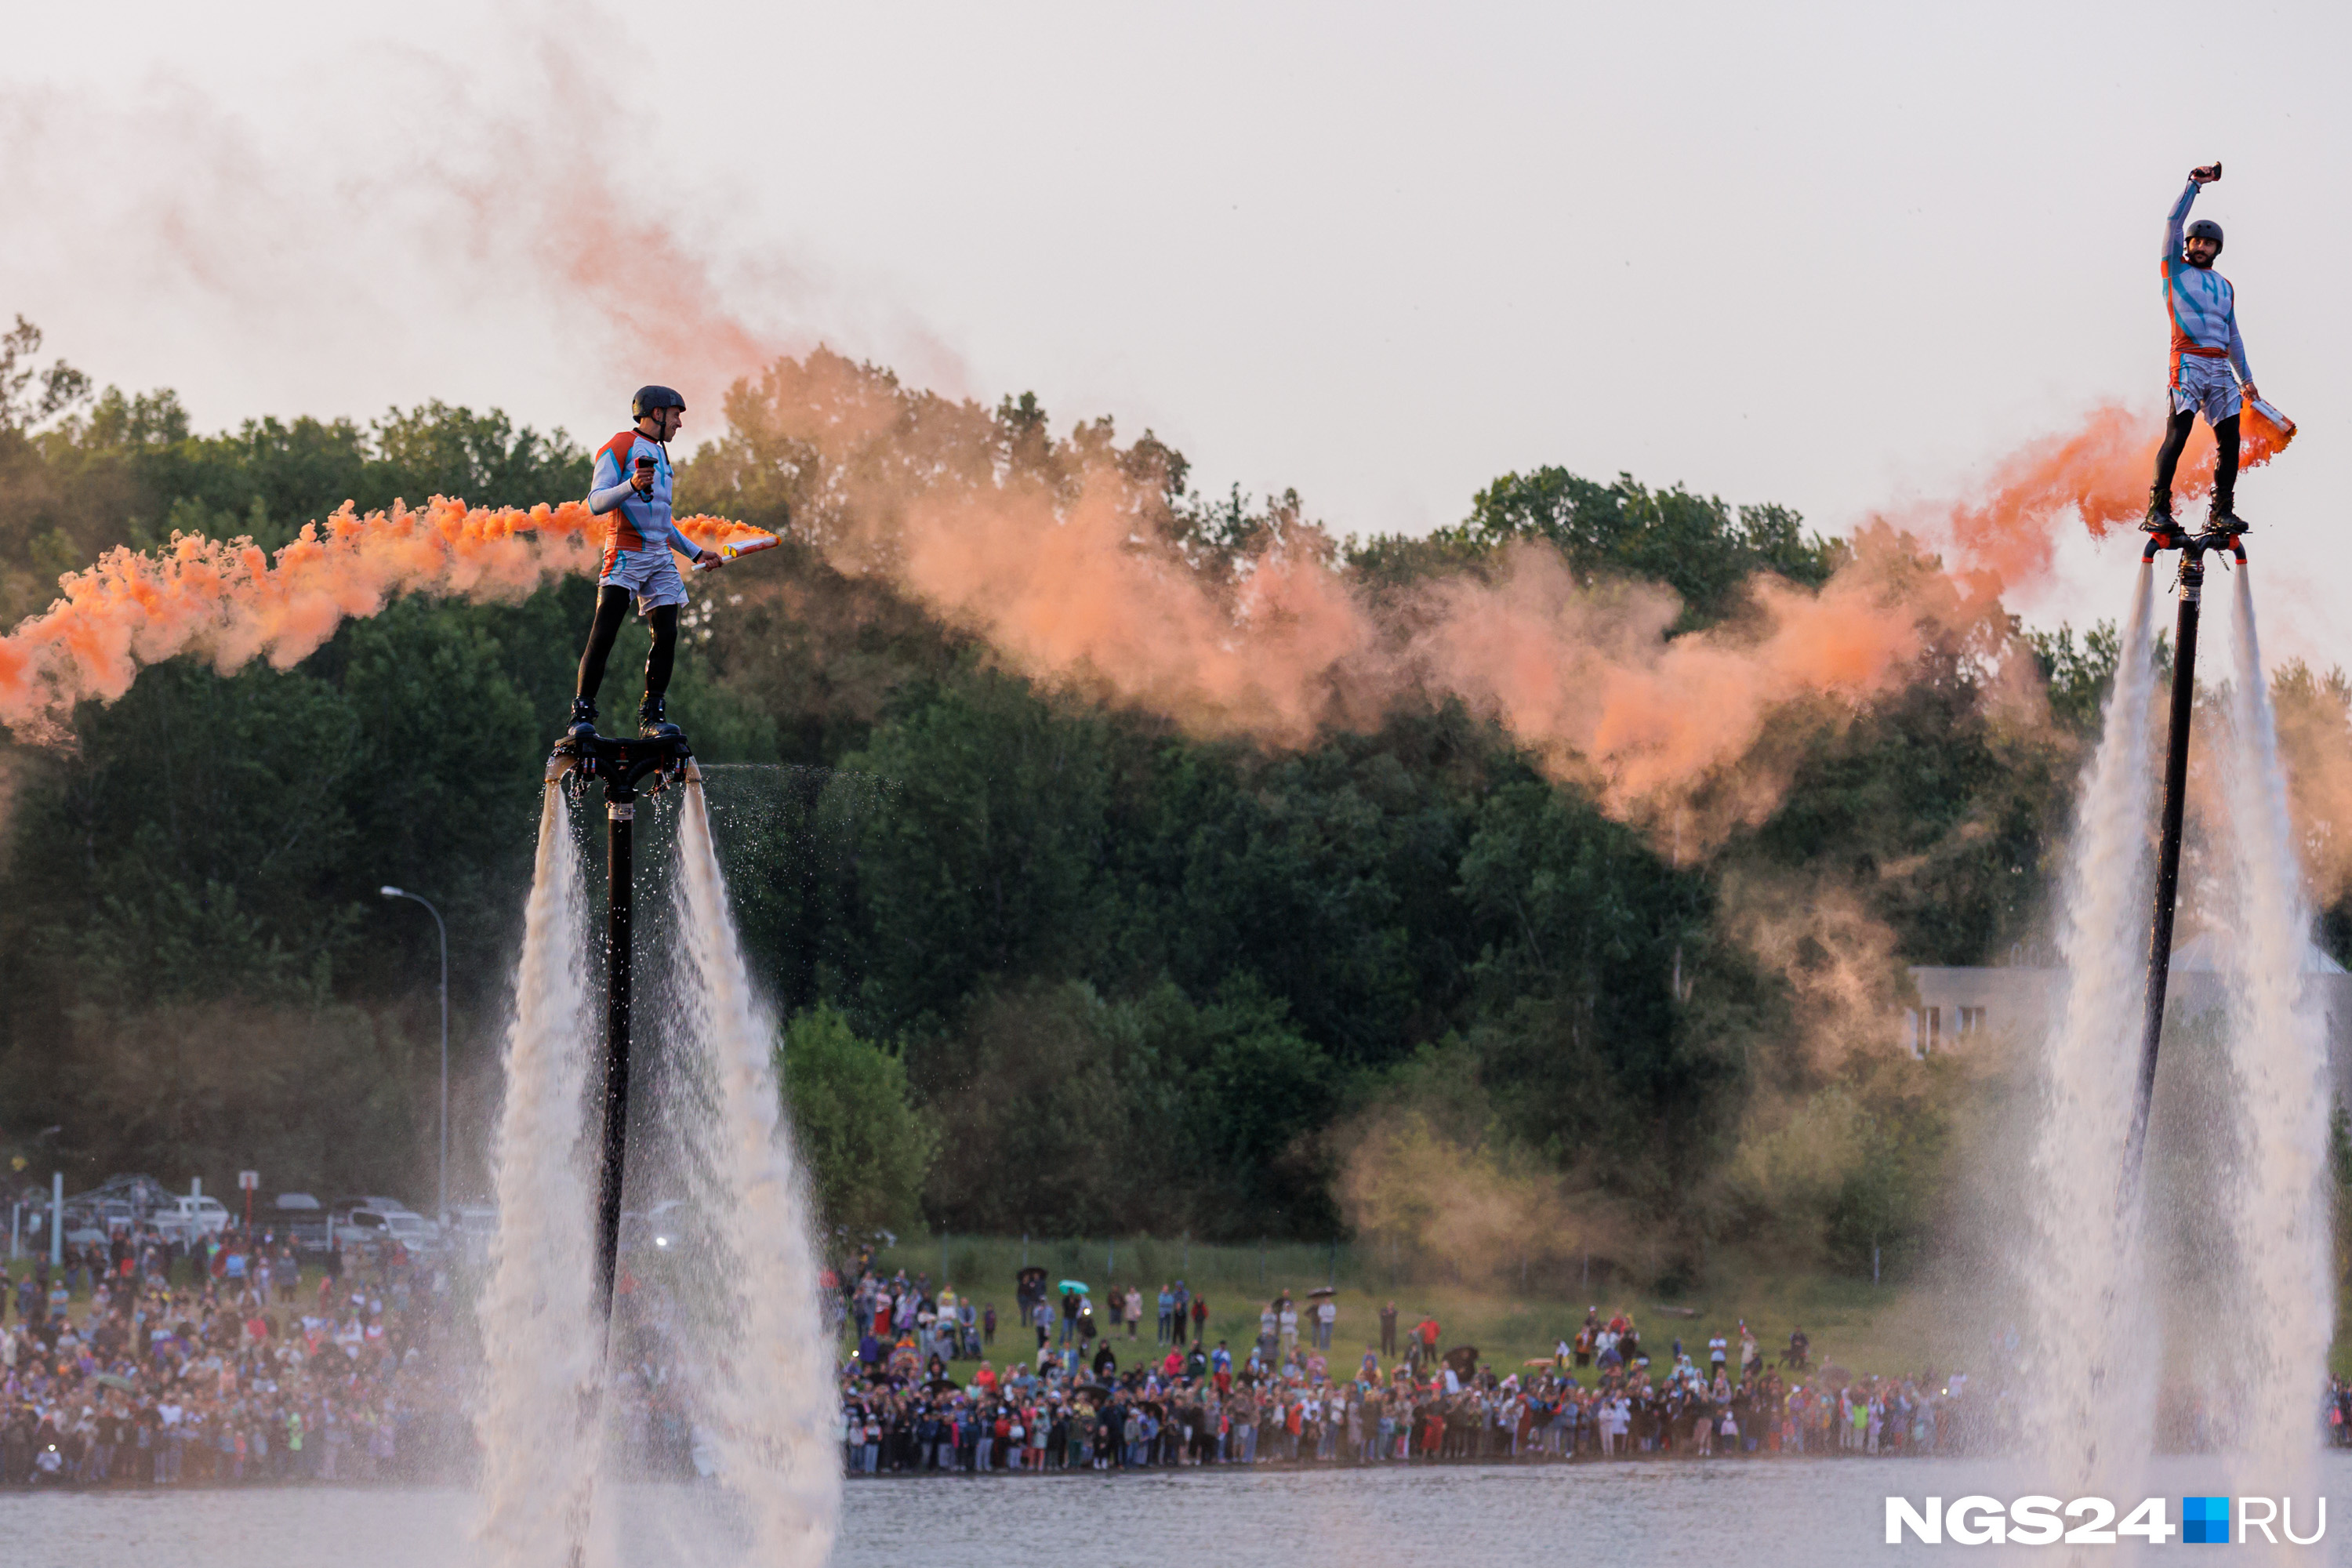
[921,978,1338,1238]
[2025,619,2122,736]
[0,315,90,434]
[777,1004,937,1236]
[1743,653,2066,966]
[840,669,1119,1036]
[1434,468,1842,625]
[1721,1058,1954,1279]
[0,332,2103,1274]
[2334,1101,2352,1288]
[2269,658,2352,970]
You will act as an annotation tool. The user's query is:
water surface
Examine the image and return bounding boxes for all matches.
[5,1452,2349,1566]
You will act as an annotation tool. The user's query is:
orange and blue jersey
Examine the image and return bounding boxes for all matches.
[2161,180,2250,387]
[587,428,699,575]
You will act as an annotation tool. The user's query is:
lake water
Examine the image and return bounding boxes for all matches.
[5,1452,2350,1566]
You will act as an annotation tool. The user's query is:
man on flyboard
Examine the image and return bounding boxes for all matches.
[2145,163,2256,535]
[568,384,723,739]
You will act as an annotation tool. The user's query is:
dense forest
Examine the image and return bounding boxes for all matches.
[0,321,2341,1283]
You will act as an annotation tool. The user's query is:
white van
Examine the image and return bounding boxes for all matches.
[151,1194,232,1242]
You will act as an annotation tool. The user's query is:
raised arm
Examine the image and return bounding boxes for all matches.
[2165,178,2197,263]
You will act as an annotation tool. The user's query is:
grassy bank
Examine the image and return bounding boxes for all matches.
[855,1234,1965,1384]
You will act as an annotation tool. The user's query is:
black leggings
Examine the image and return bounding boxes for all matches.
[575,587,678,710]
[2154,406,2240,503]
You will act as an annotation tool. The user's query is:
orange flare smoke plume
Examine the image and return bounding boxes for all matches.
[1412,541,1936,828]
[710,355,1984,849]
[1931,400,2292,587]
[0,499,766,734]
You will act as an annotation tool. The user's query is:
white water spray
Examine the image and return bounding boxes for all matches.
[475,786,600,1568]
[2212,562,2333,1490]
[2020,561,2160,1489]
[666,779,842,1566]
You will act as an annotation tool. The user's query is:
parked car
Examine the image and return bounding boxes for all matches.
[443,1203,497,1267]
[333,1206,443,1261]
[273,1193,332,1254]
[445,1204,497,1238]
[381,1209,445,1255]
[60,1196,134,1237]
[150,1194,231,1243]
[331,1206,395,1261]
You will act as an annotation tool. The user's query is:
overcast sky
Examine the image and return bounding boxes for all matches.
[3,0,2346,664]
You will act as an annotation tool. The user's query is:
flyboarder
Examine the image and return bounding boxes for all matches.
[2145,163,2258,535]
[568,384,723,739]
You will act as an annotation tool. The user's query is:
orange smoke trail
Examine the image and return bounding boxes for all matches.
[1930,399,2289,586]
[710,355,1994,846]
[891,474,1379,747]
[1411,539,1941,829]
[0,500,765,734]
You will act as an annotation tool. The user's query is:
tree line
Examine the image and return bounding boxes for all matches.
[0,329,2340,1283]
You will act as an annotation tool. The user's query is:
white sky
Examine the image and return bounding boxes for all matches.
[2,0,2347,665]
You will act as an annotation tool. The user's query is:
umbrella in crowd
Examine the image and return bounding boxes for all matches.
[1306,1286,1337,1298]
[1059,1279,1090,1295]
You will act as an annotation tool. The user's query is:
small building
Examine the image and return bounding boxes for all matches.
[1905,937,2352,1098]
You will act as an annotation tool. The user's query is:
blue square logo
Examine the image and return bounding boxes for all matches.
[2183,1496,2230,1544]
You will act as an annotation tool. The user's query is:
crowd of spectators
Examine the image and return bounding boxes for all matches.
[0,1227,468,1486]
[13,1236,2352,1489]
[836,1272,2027,1475]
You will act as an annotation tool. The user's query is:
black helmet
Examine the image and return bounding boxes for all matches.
[631,384,686,419]
[2185,219,2224,260]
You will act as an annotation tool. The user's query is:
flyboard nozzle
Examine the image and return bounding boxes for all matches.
[539,722,697,1319]
[2123,521,2246,1185]
[546,726,696,808]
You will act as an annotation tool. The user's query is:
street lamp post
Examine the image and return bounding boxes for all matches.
[381,886,449,1225]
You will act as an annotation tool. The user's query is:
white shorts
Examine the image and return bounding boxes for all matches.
[598,546,688,615]
[2170,354,2242,425]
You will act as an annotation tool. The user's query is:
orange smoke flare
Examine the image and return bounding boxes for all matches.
[1929,398,2296,587]
[1410,537,1943,833]
[0,499,767,735]
[890,474,1379,747]
[2241,397,2298,469]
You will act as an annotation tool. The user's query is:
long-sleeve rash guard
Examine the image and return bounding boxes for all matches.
[588,428,700,572]
[2162,180,2251,383]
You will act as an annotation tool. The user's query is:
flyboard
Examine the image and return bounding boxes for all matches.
[537,519,775,1563]
[2122,519,2245,1184]
[2122,372,2296,1184]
